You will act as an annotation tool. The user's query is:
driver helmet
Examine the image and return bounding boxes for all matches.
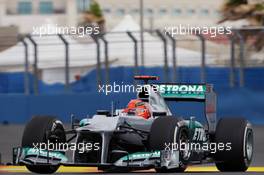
[123,99,151,119]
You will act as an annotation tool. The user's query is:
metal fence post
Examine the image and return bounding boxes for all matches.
[156,30,169,82]
[197,34,206,83]
[58,34,70,92]
[228,35,235,88]
[91,35,102,87]
[27,35,38,95]
[127,31,139,76]
[100,36,110,85]
[20,36,30,95]
[140,0,145,67]
[166,33,177,82]
[235,31,245,87]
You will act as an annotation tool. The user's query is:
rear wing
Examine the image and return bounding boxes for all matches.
[133,76,216,134]
[152,84,207,101]
[152,83,217,134]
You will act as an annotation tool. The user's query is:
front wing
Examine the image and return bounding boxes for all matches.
[13,147,180,170]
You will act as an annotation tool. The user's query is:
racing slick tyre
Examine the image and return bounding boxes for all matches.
[214,118,253,172]
[22,116,66,174]
[149,116,190,173]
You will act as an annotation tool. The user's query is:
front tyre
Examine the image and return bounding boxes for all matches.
[214,118,253,172]
[149,116,190,173]
[22,116,66,174]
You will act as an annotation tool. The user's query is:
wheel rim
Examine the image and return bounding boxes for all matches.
[178,129,190,160]
[245,129,253,161]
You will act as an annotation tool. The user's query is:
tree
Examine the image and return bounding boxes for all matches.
[219,0,264,52]
[80,0,105,34]
[219,0,264,25]
[89,0,103,17]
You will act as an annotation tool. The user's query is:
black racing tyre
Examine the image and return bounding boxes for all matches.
[149,116,190,173]
[214,118,253,172]
[22,116,66,174]
[25,165,60,174]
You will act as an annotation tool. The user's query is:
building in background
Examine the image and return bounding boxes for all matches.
[97,0,225,30]
[0,0,79,33]
[0,0,225,34]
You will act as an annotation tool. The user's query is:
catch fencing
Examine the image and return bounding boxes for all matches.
[0,28,263,94]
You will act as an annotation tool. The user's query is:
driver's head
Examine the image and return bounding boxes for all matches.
[123,99,151,119]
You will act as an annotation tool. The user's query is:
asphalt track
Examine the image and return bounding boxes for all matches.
[1,125,264,175]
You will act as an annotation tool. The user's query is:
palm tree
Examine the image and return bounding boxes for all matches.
[80,0,105,35]
[219,0,264,51]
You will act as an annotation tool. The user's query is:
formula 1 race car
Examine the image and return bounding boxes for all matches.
[13,76,254,173]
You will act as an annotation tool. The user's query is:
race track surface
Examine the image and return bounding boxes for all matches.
[0,124,264,175]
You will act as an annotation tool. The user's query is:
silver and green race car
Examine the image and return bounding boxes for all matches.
[13,76,253,173]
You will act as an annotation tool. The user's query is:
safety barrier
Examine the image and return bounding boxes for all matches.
[1,67,264,94]
[0,87,263,124]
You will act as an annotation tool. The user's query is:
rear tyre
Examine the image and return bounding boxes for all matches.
[149,116,190,173]
[214,118,253,172]
[22,116,66,174]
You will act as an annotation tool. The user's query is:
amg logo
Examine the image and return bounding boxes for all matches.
[156,85,205,93]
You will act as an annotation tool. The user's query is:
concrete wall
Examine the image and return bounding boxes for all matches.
[2,14,66,33]
[0,26,18,51]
